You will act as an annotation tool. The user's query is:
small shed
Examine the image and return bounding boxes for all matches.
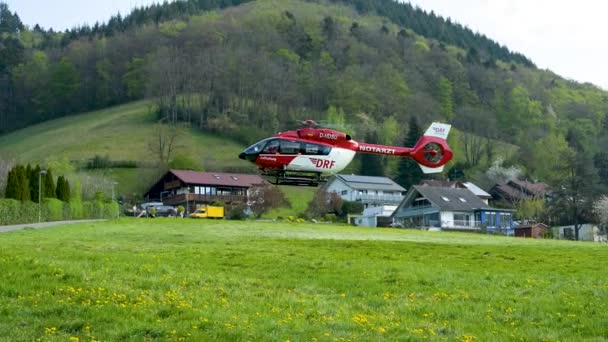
[514,222,549,238]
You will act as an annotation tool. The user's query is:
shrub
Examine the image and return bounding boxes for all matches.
[70,200,83,219]
[83,202,94,218]
[93,201,105,218]
[0,199,21,225]
[226,205,246,220]
[62,201,72,220]
[20,201,38,223]
[104,201,119,219]
[341,201,363,217]
[149,206,157,218]
[45,198,64,221]
[323,214,338,222]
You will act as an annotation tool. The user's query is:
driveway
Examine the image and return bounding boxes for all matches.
[0,220,104,233]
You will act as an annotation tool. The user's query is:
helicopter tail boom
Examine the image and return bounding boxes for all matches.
[355,122,452,174]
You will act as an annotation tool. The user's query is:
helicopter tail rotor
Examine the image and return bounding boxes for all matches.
[412,123,452,174]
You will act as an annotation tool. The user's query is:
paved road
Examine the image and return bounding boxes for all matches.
[0,220,104,233]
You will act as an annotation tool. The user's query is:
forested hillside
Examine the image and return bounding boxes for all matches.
[2,0,608,225]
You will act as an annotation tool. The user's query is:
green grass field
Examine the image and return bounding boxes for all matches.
[1,220,606,341]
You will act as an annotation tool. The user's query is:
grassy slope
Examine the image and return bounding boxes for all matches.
[0,101,247,169]
[0,100,311,211]
[0,219,606,340]
[0,101,259,197]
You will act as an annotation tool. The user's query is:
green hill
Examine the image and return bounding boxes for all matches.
[0,101,253,194]
[0,101,245,167]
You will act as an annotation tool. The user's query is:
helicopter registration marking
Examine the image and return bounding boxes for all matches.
[319,133,338,140]
[310,158,336,169]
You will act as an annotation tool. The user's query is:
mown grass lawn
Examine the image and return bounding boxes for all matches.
[1,219,607,341]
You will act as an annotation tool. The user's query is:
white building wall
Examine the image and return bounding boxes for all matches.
[325,179,355,201]
[440,212,453,228]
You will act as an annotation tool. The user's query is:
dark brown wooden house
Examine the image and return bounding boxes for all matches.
[514,222,549,238]
[145,169,265,213]
[490,180,550,205]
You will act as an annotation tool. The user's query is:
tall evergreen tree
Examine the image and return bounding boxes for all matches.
[359,131,385,176]
[43,169,56,198]
[16,164,30,201]
[396,117,424,190]
[56,175,65,200]
[55,175,71,201]
[29,164,41,201]
[63,178,71,202]
[4,168,17,199]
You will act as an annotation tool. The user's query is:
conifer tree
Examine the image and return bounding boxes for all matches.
[63,178,71,202]
[396,117,424,190]
[4,168,18,199]
[56,175,71,201]
[16,164,30,201]
[359,131,385,176]
[56,175,65,200]
[43,169,56,198]
[29,164,41,201]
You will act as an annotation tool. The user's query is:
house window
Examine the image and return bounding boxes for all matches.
[500,213,512,228]
[454,213,471,227]
[441,196,450,202]
[458,197,467,202]
[486,212,497,227]
[341,190,348,195]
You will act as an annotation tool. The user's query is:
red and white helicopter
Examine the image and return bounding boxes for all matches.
[239,120,453,186]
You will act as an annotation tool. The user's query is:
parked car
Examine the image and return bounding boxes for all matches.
[147,205,177,217]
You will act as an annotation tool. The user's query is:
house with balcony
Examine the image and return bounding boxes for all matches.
[324,174,406,209]
[144,169,265,213]
[391,185,515,234]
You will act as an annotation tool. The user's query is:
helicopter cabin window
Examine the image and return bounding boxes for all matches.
[262,139,280,154]
[304,143,331,156]
[279,140,301,154]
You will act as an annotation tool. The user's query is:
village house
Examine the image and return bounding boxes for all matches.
[324,174,406,209]
[391,185,515,233]
[514,221,549,238]
[144,169,265,213]
[489,180,550,205]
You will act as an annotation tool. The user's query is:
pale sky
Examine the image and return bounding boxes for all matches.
[5,0,607,90]
[407,0,608,90]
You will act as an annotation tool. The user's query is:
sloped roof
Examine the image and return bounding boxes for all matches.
[509,180,550,196]
[463,182,492,198]
[169,169,265,187]
[490,183,527,202]
[335,174,406,192]
[515,222,549,229]
[418,179,492,199]
[419,179,460,187]
[414,186,490,211]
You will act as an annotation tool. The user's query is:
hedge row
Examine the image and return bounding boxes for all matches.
[0,198,119,225]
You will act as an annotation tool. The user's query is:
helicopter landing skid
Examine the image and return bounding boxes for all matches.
[261,171,326,187]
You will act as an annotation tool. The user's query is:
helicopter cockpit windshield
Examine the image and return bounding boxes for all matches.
[239,138,271,161]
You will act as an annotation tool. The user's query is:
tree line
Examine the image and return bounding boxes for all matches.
[4,164,70,202]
